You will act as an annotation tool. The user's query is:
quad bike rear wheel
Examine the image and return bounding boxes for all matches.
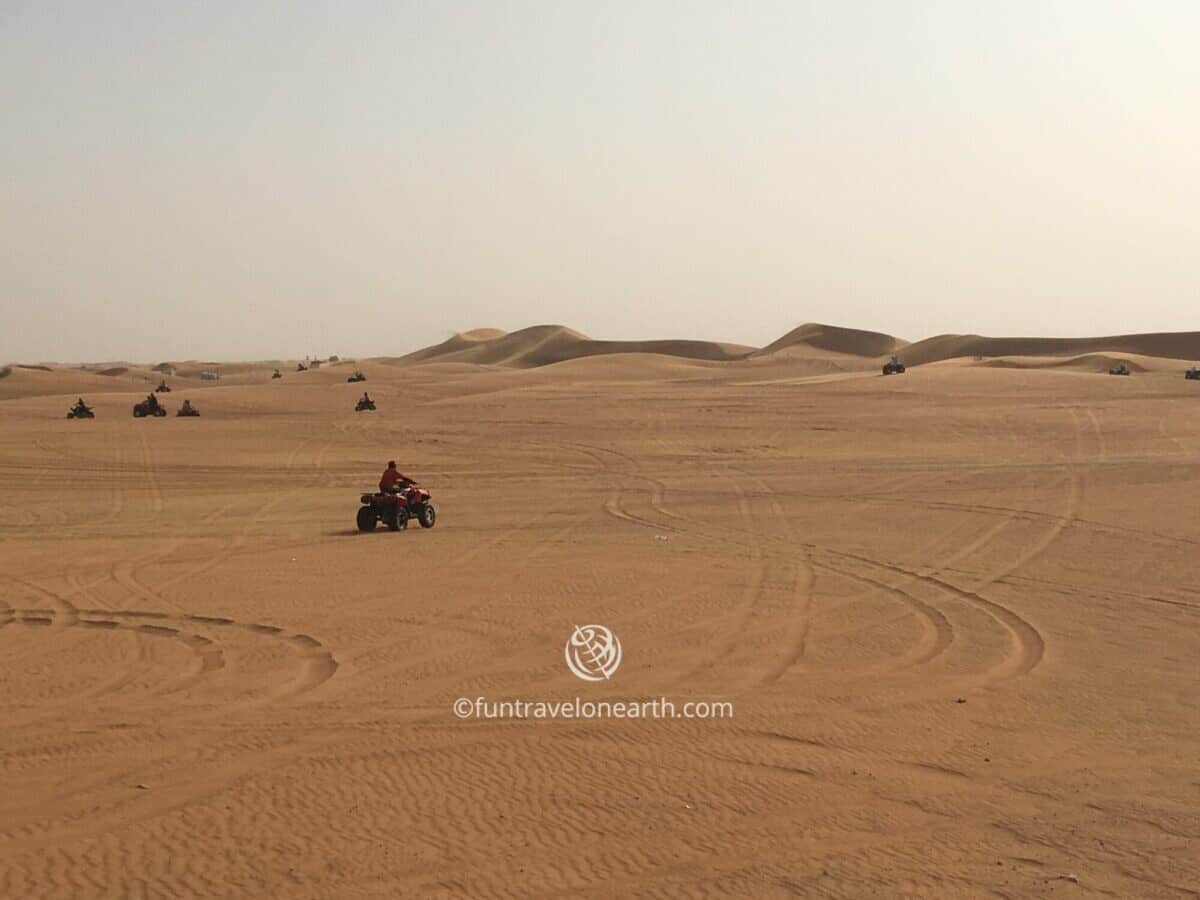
[417,504,437,528]
[356,506,377,532]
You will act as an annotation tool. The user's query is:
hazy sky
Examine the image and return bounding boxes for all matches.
[3,1,1198,362]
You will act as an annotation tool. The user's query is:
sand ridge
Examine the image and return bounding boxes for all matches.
[903,330,1200,366]
[756,323,910,358]
[397,324,754,368]
[391,322,1199,372]
[10,323,1198,380]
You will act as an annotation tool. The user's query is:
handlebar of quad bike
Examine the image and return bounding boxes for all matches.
[382,480,419,491]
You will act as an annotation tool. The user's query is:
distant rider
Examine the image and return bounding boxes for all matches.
[379,460,411,495]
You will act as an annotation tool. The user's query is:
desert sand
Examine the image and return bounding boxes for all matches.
[1,325,1198,897]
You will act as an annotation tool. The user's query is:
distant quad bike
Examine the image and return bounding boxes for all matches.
[177,400,200,417]
[355,397,376,412]
[347,371,367,383]
[1109,363,1131,376]
[882,355,906,375]
[155,380,171,393]
[66,401,94,419]
[272,369,283,379]
[1185,366,1200,381]
[357,483,437,532]
[296,363,308,372]
[133,395,167,418]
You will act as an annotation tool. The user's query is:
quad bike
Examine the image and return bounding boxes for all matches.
[347,371,367,383]
[177,401,200,417]
[155,380,171,393]
[133,396,167,417]
[1109,363,1131,376]
[1185,366,1200,381]
[66,402,95,419]
[296,363,308,372]
[882,355,906,375]
[355,397,376,412]
[272,369,283,379]
[357,484,437,532]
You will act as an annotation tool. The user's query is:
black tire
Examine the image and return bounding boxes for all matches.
[133,408,145,418]
[356,505,377,532]
[417,504,436,528]
[385,507,408,531]
[154,408,167,417]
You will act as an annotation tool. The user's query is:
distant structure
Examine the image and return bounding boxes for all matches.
[200,371,220,381]
[310,359,322,369]
[328,355,339,363]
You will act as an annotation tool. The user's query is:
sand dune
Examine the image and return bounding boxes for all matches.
[399,324,753,368]
[10,324,1197,391]
[0,365,157,402]
[399,321,1200,371]
[392,328,508,365]
[458,327,507,341]
[6,321,1198,407]
[758,322,909,358]
[968,352,1157,374]
[903,330,1200,366]
[398,324,584,366]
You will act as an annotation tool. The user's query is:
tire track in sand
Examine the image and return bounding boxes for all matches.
[726,467,816,688]
[817,404,1093,685]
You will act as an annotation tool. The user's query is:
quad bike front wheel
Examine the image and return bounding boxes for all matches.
[417,504,436,528]
[386,507,409,531]
[356,506,377,532]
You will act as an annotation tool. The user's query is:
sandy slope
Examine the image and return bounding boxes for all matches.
[398,325,754,368]
[903,331,1200,366]
[757,323,909,358]
[1,349,1198,897]
[393,323,1200,372]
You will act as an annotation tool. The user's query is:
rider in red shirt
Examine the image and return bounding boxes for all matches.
[379,460,410,494]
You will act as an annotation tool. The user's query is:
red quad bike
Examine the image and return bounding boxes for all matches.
[357,484,437,532]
